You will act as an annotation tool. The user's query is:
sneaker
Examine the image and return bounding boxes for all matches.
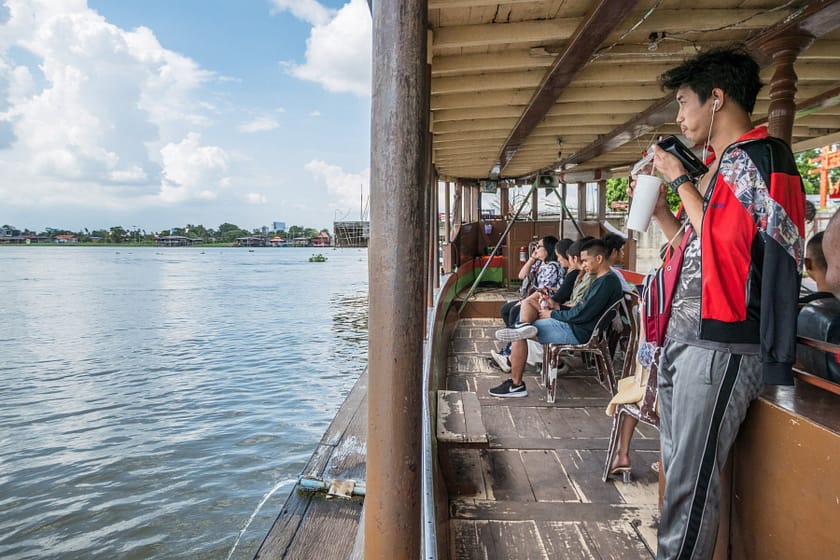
[490,350,511,373]
[488,379,528,398]
[495,324,537,342]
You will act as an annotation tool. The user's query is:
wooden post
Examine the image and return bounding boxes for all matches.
[597,179,607,223]
[425,141,434,310]
[530,185,538,221]
[444,180,452,272]
[472,183,480,222]
[759,34,814,144]
[368,0,429,557]
[577,182,586,223]
[433,175,440,287]
[500,184,510,217]
[463,183,471,222]
[561,183,567,238]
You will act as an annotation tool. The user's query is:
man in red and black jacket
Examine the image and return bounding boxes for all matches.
[643,48,805,560]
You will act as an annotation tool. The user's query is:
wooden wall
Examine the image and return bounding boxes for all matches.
[729,383,840,558]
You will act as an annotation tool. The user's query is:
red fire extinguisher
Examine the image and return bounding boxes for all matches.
[519,246,527,262]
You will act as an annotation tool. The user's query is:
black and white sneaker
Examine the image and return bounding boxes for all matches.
[495,323,537,342]
[488,379,528,398]
[490,350,511,373]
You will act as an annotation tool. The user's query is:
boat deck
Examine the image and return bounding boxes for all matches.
[254,369,367,560]
[441,317,660,559]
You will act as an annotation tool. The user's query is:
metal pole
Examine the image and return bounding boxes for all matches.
[368,0,428,557]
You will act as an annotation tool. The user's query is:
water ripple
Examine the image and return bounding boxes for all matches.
[0,247,368,559]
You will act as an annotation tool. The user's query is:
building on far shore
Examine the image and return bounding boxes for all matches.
[155,235,202,247]
[233,236,269,247]
[311,231,331,247]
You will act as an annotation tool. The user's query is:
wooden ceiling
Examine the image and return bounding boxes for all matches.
[428,0,840,181]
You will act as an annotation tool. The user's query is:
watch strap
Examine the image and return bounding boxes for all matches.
[668,174,693,194]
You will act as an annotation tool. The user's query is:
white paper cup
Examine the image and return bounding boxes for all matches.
[626,174,662,232]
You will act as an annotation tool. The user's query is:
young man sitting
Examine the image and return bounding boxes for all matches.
[602,232,634,292]
[800,232,835,304]
[489,239,624,398]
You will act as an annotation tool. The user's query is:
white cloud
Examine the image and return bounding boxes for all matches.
[270,0,334,26]
[282,0,371,96]
[108,165,147,183]
[238,116,279,133]
[304,159,369,215]
[309,110,321,117]
[159,132,229,203]
[0,0,222,207]
[245,192,268,205]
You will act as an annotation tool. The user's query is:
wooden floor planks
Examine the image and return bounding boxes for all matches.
[254,369,368,560]
[443,317,659,559]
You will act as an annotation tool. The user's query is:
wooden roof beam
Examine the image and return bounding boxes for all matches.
[433,19,581,50]
[428,0,534,8]
[560,1,840,168]
[497,0,641,173]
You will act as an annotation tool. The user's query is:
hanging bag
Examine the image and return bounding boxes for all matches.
[642,223,689,346]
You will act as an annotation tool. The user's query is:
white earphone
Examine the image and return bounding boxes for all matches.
[713,98,719,110]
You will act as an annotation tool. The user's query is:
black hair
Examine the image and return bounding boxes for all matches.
[807,231,826,270]
[555,238,574,259]
[659,47,763,114]
[601,233,625,255]
[567,236,595,258]
[541,235,559,263]
[580,238,609,259]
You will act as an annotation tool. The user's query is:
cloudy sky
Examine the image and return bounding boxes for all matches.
[0,0,372,233]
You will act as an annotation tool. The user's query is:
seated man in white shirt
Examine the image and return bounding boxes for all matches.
[603,232,633,292]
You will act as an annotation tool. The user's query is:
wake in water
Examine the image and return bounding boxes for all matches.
[226,478,297,560]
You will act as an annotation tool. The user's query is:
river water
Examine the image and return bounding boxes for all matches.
[0,246,369,560]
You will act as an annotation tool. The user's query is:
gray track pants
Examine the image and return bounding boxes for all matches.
[656,340,763,560]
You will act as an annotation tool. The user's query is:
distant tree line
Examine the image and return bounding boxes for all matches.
[1,223,329,244]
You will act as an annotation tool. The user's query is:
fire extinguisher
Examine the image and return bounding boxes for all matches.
[519,246,527,262]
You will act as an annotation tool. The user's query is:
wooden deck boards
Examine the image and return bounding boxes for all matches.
[254,369,368,560]
[443,318,659,559]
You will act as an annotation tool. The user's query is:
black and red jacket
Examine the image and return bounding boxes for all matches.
[696,126,805,385]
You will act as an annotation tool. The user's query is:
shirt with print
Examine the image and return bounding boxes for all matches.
[536,261,563,291]
[667,212,761,355]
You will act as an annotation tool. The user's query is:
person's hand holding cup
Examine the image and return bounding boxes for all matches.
[626,145,680,231]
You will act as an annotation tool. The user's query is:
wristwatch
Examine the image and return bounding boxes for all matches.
[668,174,694,194]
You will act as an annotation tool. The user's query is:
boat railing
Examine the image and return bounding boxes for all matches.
[421,267,469,560]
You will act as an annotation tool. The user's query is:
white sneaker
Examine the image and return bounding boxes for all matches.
[490,350,511,372]
[495,324,537,342]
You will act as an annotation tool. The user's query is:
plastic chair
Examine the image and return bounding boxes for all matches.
[541,298,624,404]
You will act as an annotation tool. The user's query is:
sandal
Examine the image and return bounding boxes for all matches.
[609,464,632,483]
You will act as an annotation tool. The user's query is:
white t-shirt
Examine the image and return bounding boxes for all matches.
[611,266,633,292]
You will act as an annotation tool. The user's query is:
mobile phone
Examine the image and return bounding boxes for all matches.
[656,135,709,178]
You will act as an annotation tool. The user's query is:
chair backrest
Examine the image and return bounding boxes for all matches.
[589,298,624,348]
[546,297,623,368]
[615,291,641,382]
